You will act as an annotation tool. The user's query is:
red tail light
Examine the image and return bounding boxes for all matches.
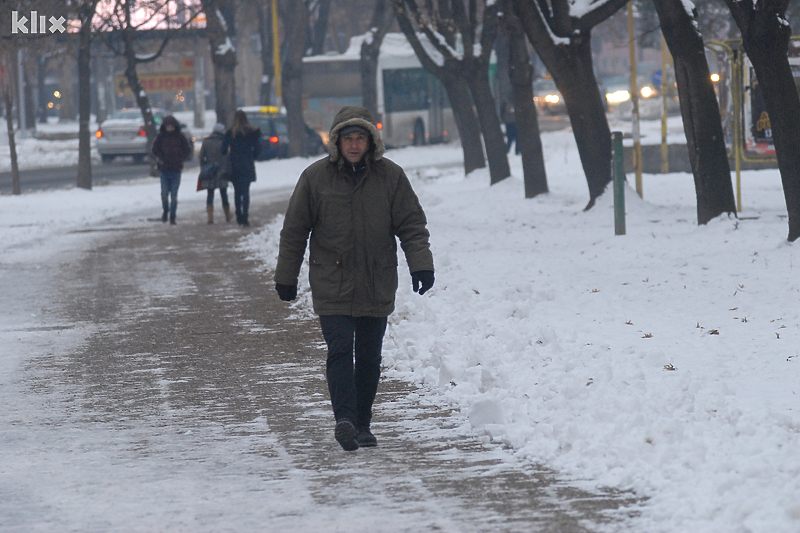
[137,126,146,137]
[376,123,383,130]
[95,129,103,138]
[270,136,279,144]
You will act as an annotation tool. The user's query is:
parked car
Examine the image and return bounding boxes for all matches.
[241,106,326,160]
[96,108,195,164]
[533,78,567,115]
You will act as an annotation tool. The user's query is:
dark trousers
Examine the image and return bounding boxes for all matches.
[319,315,388,428]
[206,187,229,207]
[505,122,519,154]
[232,181,251,220]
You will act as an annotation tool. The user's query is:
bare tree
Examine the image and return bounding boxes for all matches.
[99,0,201,151]
[77,0,101,190]
[394,0,510,184]
[360,0,393,121]
[1,0,69,192]
[1,49,21,195]
[652,0,736,225]
[724,0,800,242]
[309,0,334,55]
[200,0,237,126]
[512,0,628,209]
[500,2,547,198]
[391,1,484,176]
[283,0,310,157]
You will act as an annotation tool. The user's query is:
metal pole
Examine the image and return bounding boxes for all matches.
[627,2,642,197]
[272,0,281,103]
[613,131,626,236]
[661,34,669,174]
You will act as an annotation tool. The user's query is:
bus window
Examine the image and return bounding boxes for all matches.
[383,68,433,113]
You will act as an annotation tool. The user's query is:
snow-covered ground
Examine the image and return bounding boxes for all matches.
[1,120,798,532]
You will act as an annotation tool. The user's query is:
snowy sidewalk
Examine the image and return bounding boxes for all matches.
[0,189,637,532]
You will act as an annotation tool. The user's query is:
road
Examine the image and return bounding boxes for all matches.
[0,158,199,195]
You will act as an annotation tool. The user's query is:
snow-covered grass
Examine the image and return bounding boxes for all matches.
[1,121,798,532]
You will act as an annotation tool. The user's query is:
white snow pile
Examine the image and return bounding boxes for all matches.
[241,132,800,533]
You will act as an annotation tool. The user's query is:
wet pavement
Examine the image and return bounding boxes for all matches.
[1,189,640,532]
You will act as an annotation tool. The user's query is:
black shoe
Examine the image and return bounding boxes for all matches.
[334,420,359,451]
[161,211,168,223]
[169,214,176,225]
[356,427,377,447]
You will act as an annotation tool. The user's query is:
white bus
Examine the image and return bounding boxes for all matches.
[303,33,458,148]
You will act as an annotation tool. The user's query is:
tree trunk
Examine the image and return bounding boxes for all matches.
[654,0,735,224]
[360,0,392,121]
[77,6,94,190]
[512,0,629,208]
[725,0,800,241]
[441,70,486,175]
[258,1,274,106]
[552,37,611,208]
[505,8,547,197]
[392,4,486,175]
[202,0,238,127]
[465,67,510,184]
[309,0,333,56]
[283,0,309,158]
[123,61,157,146]
[4,90,21,195]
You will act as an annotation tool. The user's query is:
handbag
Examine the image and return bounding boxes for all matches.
[197,162,217,191]
[199,162,217,181]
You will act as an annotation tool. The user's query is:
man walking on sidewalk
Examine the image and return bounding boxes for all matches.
[152,115,192,224]
[275,106,435,451]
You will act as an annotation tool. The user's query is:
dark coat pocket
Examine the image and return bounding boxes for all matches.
[309,256,343,301]
[372,256,398,306]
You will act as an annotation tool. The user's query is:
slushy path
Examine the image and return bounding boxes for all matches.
[0,188,639,532]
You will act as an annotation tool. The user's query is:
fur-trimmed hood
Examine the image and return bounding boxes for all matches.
[327,105,385,163]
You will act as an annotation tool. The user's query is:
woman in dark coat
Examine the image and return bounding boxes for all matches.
[199,122,232,223]
[221,110,261,226]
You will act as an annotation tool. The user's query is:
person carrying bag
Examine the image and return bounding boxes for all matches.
[198,123,233,224]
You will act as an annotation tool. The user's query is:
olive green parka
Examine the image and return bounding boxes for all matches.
[275,106,434,317]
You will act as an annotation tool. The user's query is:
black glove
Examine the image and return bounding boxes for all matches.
[275,283,297,302]
[411,270,435,295]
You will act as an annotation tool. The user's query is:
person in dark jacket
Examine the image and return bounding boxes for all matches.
[275,105,435,451]
[502,101,519,155]
[199,123,232,224]
[152,115,192,224]
[220,110,261,226]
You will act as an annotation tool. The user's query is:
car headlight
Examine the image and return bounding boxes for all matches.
[544,94,560,104]
[606,90,630,105]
